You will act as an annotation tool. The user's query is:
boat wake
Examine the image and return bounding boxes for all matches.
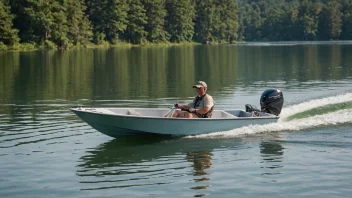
[189,93,352,139]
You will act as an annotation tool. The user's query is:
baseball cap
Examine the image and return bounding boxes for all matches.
[193,81,207,88]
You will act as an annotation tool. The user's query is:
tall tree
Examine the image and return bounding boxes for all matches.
[125,0,147,44]
[341,0,352,39]
[0,0,19,45]
[64,0,92,45]
[194,0,218,42]
[321,0,342,39]
[9,0,33,42]
[261,7,283,41]
[241,2,262,41]
[165,0,195,43]
[20,0,70,48]
[318,4,328,39]
[85,0,129,44]
[281,2,300,40]
[214,0,239,43]
[51,4,70,48]
[297,0,323,40]
[142,0,169,43]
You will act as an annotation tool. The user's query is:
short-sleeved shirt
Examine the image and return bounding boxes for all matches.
[188,94,214,110]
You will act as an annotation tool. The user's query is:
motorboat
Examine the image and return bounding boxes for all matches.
[71,89,284,138]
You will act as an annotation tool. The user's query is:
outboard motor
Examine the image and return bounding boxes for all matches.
[260,88,284,116]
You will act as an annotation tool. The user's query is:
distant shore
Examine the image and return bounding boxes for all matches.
[3,40,352,52]
[0,41,205,52]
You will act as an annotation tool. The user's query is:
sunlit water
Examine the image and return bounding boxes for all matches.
[1,42,352,197]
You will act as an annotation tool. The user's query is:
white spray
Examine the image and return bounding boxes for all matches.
[188,93,352,139]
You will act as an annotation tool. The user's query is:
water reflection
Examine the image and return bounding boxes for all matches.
[260,139,285,176]
[76,136,222,194]
[2,44,352,108]
[187,150,212,179]
[77,135,175,167]
[187,150,212,197]
[2,43,352,197]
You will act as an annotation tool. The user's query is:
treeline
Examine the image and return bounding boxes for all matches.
[0,0,238,50]
[1,0,352,51]
[238,0,352,41]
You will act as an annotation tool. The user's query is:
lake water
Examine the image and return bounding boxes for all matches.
[1,42,352,197]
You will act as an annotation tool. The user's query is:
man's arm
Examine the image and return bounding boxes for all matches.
[192,105,211,114]
[175,104,191,110]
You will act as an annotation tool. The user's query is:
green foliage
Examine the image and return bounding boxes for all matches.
[341,0,352,39]
[0,0,19,45]
[94,32,106,45]
[24,0,62,44]
[7,41,36,51]
[319,0,342,39]
[298,0,323,40]
[125,0,147,44]
[143,0,169,43]
[240,2,262,41]
[19,42,36,51]
[44,40,57,49]
[194,0,238,43]
[165,0,195,43]
[261,8,283,41]
[280,2,300,40]
[7,42,19,50]
[85,0,129,44]
[194,0,216,42]
[216,0,239,43]
[64,0,92,46]
[0,41,8,51]
[51,5,70,49]
[9,0,37,42]
[17,0,77,48]
[3,0,352,51]
[238,0,347,41]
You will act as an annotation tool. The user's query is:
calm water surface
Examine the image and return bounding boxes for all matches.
[1,42,352,197]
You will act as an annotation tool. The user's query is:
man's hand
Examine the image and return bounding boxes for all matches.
[189,108,196,113]
[175,103,185,110]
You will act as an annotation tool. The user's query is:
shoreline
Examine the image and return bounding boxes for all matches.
[2,40,352,52]
[0,41,203,52]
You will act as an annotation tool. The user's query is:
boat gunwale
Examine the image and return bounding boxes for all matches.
[70,108,280,121]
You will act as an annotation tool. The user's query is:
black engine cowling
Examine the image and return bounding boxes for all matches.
[260,88,284,116]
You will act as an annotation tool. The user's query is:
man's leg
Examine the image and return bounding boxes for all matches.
[169,110,198,118]
[164,109,181,117]
[184,112,199,118]
[171,110,181,117]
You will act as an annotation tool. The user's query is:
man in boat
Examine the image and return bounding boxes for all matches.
[172,81,214,118]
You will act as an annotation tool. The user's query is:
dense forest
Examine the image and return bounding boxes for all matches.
[1,0,352,50]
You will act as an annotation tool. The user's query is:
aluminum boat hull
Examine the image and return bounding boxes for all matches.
[71,108,279,137]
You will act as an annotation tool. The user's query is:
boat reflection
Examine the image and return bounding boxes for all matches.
[76,135,231,193]
[77,135,176,168]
